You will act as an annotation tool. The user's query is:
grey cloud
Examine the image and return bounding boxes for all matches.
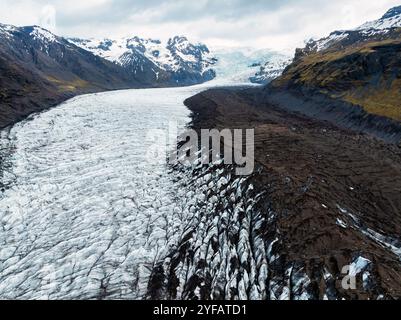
[1,0,398,50]
[54,0,315,26]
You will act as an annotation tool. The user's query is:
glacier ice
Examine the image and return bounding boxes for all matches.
[0,85,208,299]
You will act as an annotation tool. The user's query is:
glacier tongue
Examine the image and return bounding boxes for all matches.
[0,86,209,299]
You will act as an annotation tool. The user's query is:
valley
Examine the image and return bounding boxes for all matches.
[0,3,400,301]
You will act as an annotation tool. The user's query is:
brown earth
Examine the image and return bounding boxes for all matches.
[184,87,401,299]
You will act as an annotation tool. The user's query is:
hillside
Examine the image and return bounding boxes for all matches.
[0,24,145,128]
[270,6,401,125]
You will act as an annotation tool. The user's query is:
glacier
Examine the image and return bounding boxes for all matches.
[0,85,212,299]
[0,80,318,300]
[210,46,291,85]
[0,46,293,299]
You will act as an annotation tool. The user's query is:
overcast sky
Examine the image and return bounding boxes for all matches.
[0,0,400,52]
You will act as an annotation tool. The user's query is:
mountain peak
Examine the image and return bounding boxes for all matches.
[168,36,189,47]
[171,35,188,42]
[357,5,401,30]
[381,5,401,19]
[26,25,58,43]
[0,23,17,34]
[68,34,217,85]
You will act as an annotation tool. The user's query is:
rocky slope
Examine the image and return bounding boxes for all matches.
[0,24,143,129]
[269,6,401,137]
[69,36,217,86]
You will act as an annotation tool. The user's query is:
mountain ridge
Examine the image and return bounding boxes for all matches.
[299,6,401,55]
[68,35,217,86]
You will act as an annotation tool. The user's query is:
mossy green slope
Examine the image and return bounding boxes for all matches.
[272,31,401,121]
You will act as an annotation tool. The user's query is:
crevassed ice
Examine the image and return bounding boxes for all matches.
[0,85,209,300]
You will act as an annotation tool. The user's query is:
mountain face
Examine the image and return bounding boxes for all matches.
[270,6,401,139]
[69,36,217,86]
[0,24,141,128]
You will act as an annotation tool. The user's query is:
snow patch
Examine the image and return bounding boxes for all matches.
[349,256,371,277]
[29,26,57,43]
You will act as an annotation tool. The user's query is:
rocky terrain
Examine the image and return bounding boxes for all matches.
[174,87,401,300]
[1,4,401,302]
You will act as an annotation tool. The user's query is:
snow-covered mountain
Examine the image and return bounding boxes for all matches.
[0,24,141,86]
[69,36,217,86]
[272,5,401,128]
[0,23,62,49]
[3,22,287,88]
[358,5,401,30]
[302,5,401,54]
[0,23,17,38]
[0,23,142,128]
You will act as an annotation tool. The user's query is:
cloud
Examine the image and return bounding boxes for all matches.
[0,0,400,51]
